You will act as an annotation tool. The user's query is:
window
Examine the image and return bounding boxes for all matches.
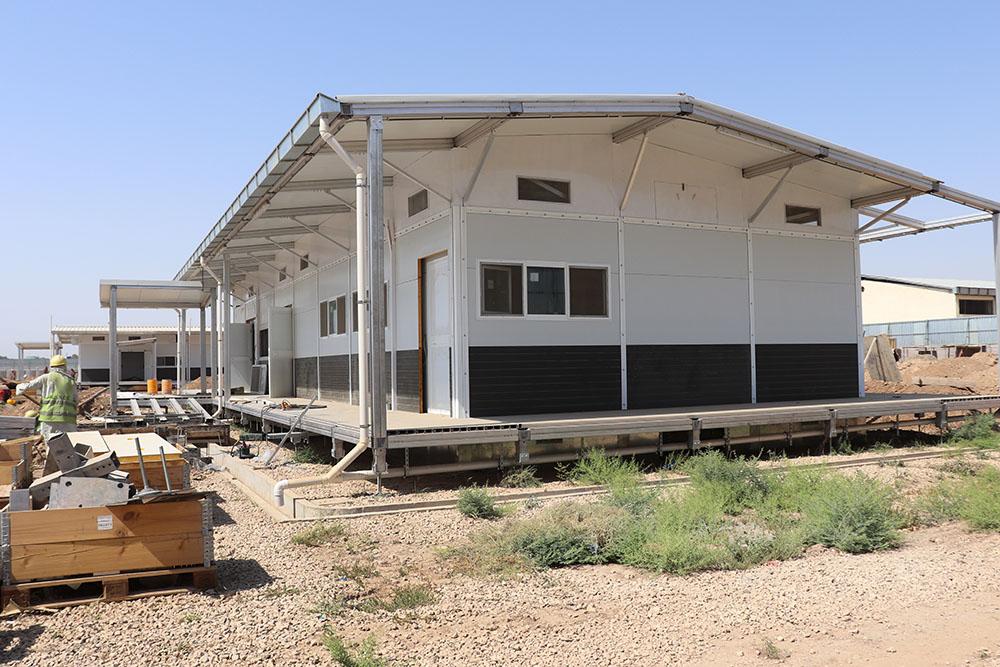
[352,291,358,332]
[526,266,566,315]
[481,263,523,316]
[785,205,821,226]
[336,295,347,333]
[321,297,348,336]
[518,177,571,204]
[259,328,269,355]
[570,267,608,317]
[481,262,609,318]
[300,255,310,271]
[128,336,141,341]
[408,189,428,217]
[92,335,105,341]
[959,298,995,315]
[156,356,175,366]
[278,267,287,282]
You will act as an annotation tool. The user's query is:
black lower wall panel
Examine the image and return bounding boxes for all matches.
[755,343,859,402]
[319,355,351,403]
[294,358,317,398]
[396,350,420,412]
[469,345,621,417]
[627,345,751,409]
[315,352,421,411]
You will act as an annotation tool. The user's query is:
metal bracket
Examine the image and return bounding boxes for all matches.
[201,497,214,567]
[517,429,530,464]
[689,417,702,450]
[1,512,10,586]
[826,409,839,441]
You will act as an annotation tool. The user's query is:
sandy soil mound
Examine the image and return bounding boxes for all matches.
[867,351,999,396]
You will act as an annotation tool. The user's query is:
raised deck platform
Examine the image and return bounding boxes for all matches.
[224,393,1000,452]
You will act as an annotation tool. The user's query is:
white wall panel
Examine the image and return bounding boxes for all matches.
[753,235,858,343]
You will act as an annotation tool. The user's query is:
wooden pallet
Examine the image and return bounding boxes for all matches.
[1,565,217,611]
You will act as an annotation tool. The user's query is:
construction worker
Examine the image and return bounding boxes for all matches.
[16,354,78,438]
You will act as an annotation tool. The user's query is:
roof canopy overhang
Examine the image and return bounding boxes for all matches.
[15,342,50,352]
[99,279,213,310]
[174,93,1000,282]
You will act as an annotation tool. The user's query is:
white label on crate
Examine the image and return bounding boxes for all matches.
[97,515,114,531]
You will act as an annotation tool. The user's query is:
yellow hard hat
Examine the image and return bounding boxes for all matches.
[49,354,67,368]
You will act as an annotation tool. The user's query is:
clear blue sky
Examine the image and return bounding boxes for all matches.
[2,1,998,357]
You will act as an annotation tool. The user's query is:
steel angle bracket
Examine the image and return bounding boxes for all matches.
[1,512,10,586]
[201,498,215,566]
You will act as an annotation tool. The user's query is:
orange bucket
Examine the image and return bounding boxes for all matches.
[161,379,174,395]
[146,379,158,395]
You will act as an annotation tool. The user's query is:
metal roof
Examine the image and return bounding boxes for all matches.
[174,93,1000,281]
[99,279,214,309]
[862,274,996,295]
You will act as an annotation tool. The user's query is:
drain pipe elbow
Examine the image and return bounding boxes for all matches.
[273,478,289,507]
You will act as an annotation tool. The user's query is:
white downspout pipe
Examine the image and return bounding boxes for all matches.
[200,257,225,417]
[274,116,369,507]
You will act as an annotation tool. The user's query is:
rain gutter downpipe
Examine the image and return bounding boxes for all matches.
[274,116,369,507]
[200,257,225,417]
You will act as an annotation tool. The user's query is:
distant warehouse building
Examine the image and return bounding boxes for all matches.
[862,275,995,325]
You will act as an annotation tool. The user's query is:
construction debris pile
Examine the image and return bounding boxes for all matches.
[866,351,1000,396]
[0,429,216,613]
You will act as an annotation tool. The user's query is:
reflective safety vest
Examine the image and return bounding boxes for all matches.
[38,371,77,424]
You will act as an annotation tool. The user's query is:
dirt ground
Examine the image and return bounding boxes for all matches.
[866,351,1000,396]
[4,451,1000,666]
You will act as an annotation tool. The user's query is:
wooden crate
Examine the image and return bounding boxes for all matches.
[1,498,212,586]
[1,565,217,611]
[0,436,35,489]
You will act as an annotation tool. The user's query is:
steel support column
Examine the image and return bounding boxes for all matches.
[367,116,388,477]
[199,307,207,395]
[108,286,118,415]
[994,213,1000,390]
[222,254,231,409]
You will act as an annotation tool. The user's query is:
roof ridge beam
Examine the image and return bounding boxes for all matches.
[742,148,829,179]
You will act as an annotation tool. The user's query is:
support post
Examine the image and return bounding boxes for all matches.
[994,213,1000,390]
[222,254,232,410]
[199,307,207,395]
[211,285,219,402]
[108,286,118,416]
[367,116,388,478]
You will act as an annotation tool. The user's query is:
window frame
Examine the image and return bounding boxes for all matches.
[320,295,349,337]
[476,259,611,321]
[784,203,822,227]
[407,188,429,217]
[516,176,572,204]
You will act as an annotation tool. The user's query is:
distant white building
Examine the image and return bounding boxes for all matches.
[861,275,996,324]
[52,325,212,386]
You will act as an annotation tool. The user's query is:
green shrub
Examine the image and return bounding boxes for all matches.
[561,449,644,487]
[323,631,387,667]
[355,584,436,613]
[801,473,903,553]
[291,522,346,547]
[949,413,998,444]
[960,468,1000,530]
[457,487,504,519]
[910,482,964,526]
[681,451,772,513]
[292,442,330,464]
[500,467,542,488]
[506,502,626,567]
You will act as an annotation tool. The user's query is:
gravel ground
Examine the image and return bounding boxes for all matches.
[4,451,1000,666]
